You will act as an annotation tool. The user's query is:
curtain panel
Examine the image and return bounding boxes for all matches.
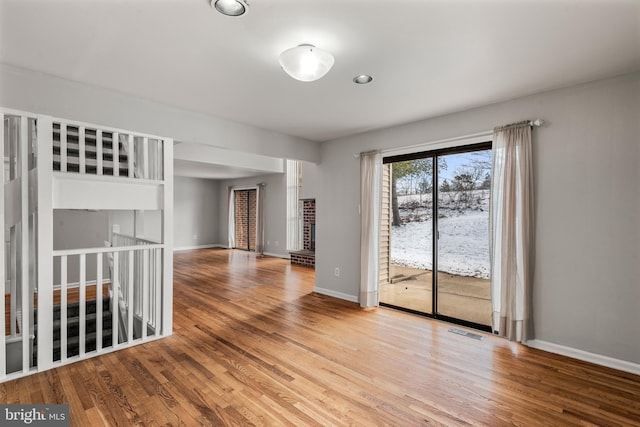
[360,150,382,307]
[256,183,265,255]
[490,121,535,342]
[227,186,235,249]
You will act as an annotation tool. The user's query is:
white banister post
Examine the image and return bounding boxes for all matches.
[111,224,120,246]
[127,250,134,343]
[20,116,30,372]
[127,134,133,178]
[142,249,149,339]
[79,126,86,174]
[0,113,6,378]
[96,253,103,351]
[96,129,103,176]
[112,132,119,177]
[142,137,149,180]
[60,255,67,362]
[111,252,119,348]
[36,115,54,371]
[60,123,67,172]
[79,254,86,356]
[161,138,173,336]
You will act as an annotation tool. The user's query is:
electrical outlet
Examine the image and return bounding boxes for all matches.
[267,240,270,245]
[193,234,197,240]
[334,267,340,277]
[275,241,279,247]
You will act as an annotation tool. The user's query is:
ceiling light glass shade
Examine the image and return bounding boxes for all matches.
[211,0,248,16]
[278,44,335,82]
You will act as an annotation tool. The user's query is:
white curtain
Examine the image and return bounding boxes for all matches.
[360,150,382,307]
[490,121,535,342]
[227,187,235,249]
[256,183,265,255]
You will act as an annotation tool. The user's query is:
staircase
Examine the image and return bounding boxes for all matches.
[32,295,114,366]
[52,124,130,176]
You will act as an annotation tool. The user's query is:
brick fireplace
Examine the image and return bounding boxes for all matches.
[290,198,315,267]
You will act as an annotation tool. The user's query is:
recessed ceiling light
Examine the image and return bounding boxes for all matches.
[210,0,248,17]
[353,75,373,84]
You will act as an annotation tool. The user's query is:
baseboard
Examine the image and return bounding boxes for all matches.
[173,244,225,252]
[527,339,640,376]
[313,287,359,303]
[263,252,290,259]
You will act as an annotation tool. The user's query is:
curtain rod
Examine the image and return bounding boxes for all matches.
[357,119,545,158]
[497,119,545,131]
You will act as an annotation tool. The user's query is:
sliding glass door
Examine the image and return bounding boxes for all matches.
[380,143,492,330]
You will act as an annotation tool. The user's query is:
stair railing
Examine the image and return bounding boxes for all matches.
[53,120,164,181]
[1,108,173,382]
[111,232,161,333]
[51,243,164,364]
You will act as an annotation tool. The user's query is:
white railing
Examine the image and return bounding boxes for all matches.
[0,107,174,382]
[111,232,161,332]
[52,244,164,364]
[52,120,164,180]
[1,111,38,378]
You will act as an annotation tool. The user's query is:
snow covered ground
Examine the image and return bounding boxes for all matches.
[391,192,490,279]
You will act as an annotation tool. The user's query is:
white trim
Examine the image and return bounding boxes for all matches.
[0,107,39,117]
[172,244,225,252]
[381,132,492,158]
[527,339,640,376]
[53,243,164,256]
[263,252,290,259]
[313,287,359,303]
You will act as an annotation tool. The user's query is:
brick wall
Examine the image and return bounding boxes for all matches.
[234,189,257,250]
[290,252,315,267]
[302,199,316,251]
[291,198,316,268]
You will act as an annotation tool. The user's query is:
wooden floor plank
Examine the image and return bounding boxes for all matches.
[1,248,639,426]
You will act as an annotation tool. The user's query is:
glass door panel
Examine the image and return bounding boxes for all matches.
[435,150,492,327]
[380,159,433,314]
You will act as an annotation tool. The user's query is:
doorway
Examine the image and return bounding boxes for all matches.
[233,189,257,251]
[379,143,492,331]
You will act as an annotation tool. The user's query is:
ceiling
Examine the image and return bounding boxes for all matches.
[1,0,639,176]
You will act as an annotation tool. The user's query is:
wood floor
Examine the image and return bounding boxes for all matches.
[2,248,640,426]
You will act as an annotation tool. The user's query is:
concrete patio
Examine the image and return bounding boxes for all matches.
[379,264,491,327]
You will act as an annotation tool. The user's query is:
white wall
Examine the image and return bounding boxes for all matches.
[106,177,218,249]
[301,161,319,199]
[174,176,219,249]
[218,173,288,257]
[316,73,640,365]
[0,63,320,163]
[53,210,110,285]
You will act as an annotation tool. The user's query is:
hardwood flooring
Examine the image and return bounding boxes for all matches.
[1,248,639,426]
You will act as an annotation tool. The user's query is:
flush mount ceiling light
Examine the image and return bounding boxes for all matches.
[278,44,335,82]
[210,0,248,17]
